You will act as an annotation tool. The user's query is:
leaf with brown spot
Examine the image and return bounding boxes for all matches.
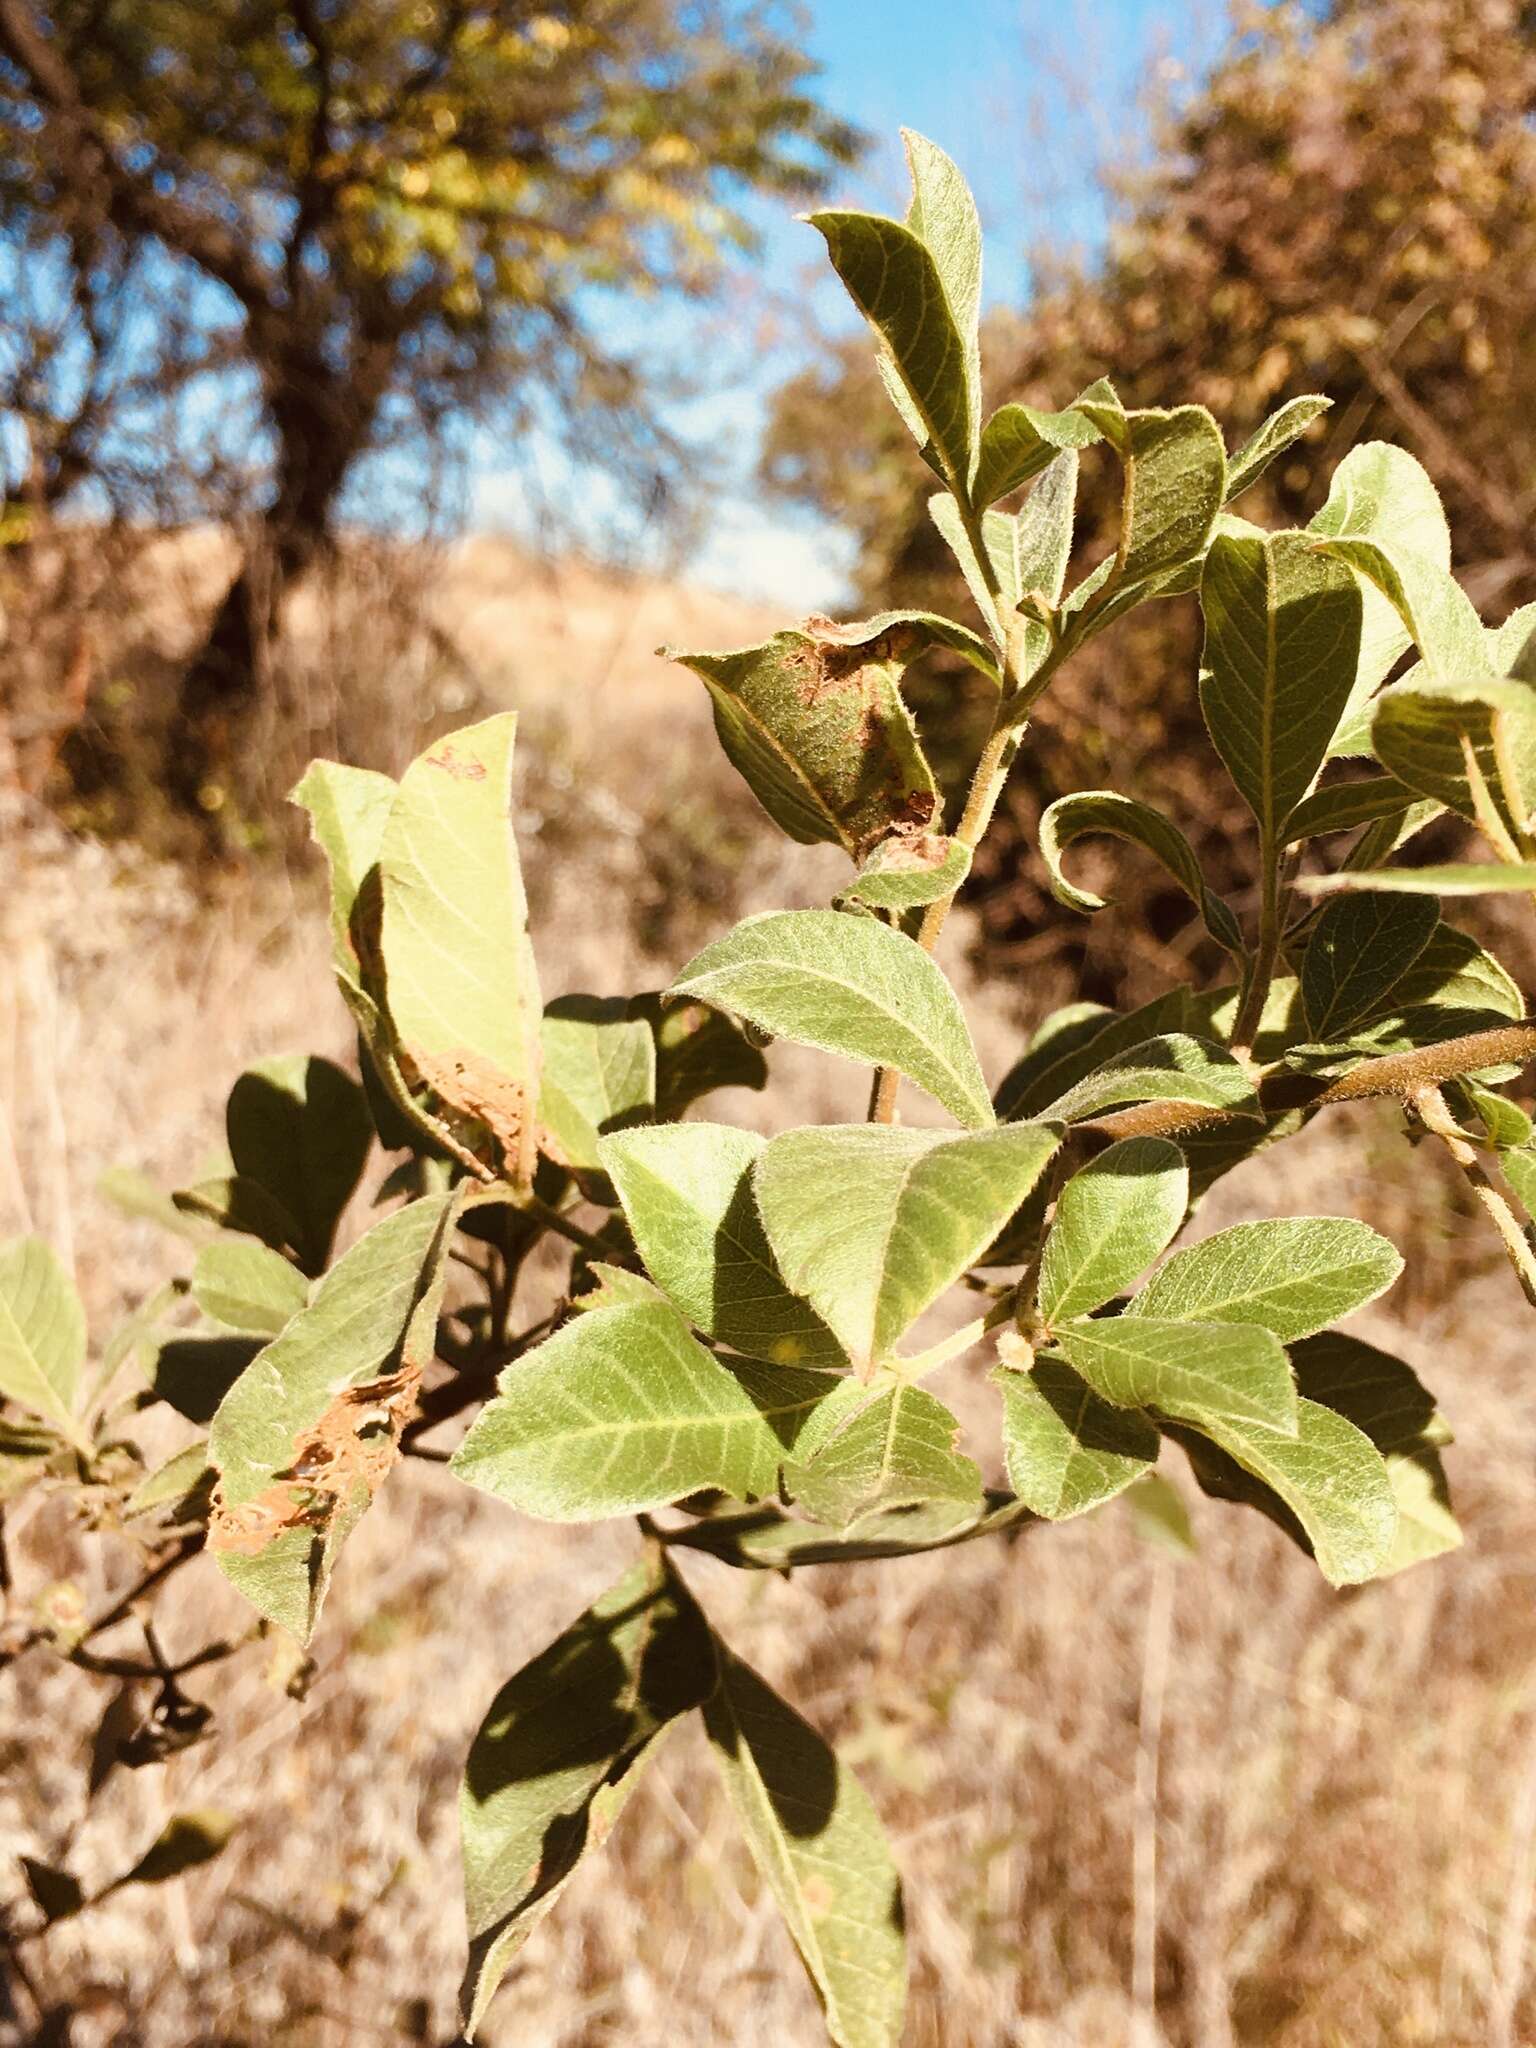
[206,1191,461,1641]
[377,715,542,1185]
[664,619,960,859]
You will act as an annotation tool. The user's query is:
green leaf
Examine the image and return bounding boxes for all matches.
[1290,1332,1459,1574]
[125,1439,214,1519]
[837,832,971,914]
[1308,442,1450,752]
[995,1352,1157,1519]
[809,206,975,490]
[992,992,1195,1122]
[672,1493,1010,1569]
[901,129,981,453]
[171,1175,304,1259]
[984,449,1079,615]
[1459,1083,1532,1149]
[1281,774,1419,846]
[206,1192,460,1641]
[927,490,1003,640]
[598,1123,844,1368]
[1223,394,1330,502]
[450,1298,839,1520]
[704,1647,907,2048]
[1313,536,1491,680]
[1500,1145,1536,1219]
[290,759,397,986]
[1040,1033,1262,1126]
[1300,891,1439,1038]
[1038,1137,1188,1323]
[666,623,939,857]
[191,1240,307,1337]
[1129,1217,1402,1341]
[1172,1399,1396,1586]
[753,1122,1059,1371]
[973,395,1101,510]
[538,997,655,1174]
[225,1055,373,1277]
[1390,923,1522,1019]
[1370,675,1536,835]
[1051,1315,1297,1433]
[98,1164,208,1244]
[784,1379,983,1527]
[1199,530,1364,848]
[1079,401,1227,589]
[109,1810,236,1891]
[1038,789,1244,956]
[1300,862,1536,897]
[378,714,542,1179]
[459,1551,715,2036]
[0,1237,88,1449]
[668,910,992,1129]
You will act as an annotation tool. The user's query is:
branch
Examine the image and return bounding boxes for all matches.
[1082,1023,1536,1143]
[0,0,273,313]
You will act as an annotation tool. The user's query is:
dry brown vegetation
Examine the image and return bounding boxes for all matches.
[4,547,1536,2048]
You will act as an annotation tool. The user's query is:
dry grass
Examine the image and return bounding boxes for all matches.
[5,553,1536,2048]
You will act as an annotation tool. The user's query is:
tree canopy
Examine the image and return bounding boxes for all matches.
[0,0,859,799]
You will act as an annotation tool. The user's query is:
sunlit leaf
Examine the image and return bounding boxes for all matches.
[191,1239,307,1337]
[668,910,992,1128]
[784,1378,982,1527]
[995,1352,1157,1519]
[837,833,971,914]
[0,1237,88,1450]
[1039,1033,1262,1126]
[1038,789,1244,956]
[451,1297,839,1520]
[1129,1216,1402,1340]
[1223,394,1330,501]
[704,1647,907,2048]
[539,997,655,1173]
[1038,1137,1187,1322]
[1050,1315,1297,1433]
[753,1121,1058,1371]
[598,1123,843,1368]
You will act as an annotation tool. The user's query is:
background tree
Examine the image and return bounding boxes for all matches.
[0,0,859,807]
[762,0,1536,1005]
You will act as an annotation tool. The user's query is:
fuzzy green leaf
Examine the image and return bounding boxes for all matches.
[985,449,1079,615]
[207,1192,459,1640]
[1291,1332,1459,1575]
[753,1122,1059,1371]
[1038,789,1244,956]
[993,992,1196,1123]
[973,395,1102,510]
[1370,674,1536,835]
[704,1647,907,2048]
[668,910,992,1128]
[785,1379,983,1528]
[1281,774,1419,846]
[1199,530,1364,847]
[1051,1315,1297,1433]
[1174,1399,1397,1586]
[459,1551,715,2036]
[1223,394,1330,501]
[378,714,542,1177]
[538,998,655,1173]
[809,206,974,490]
[837,833,971,913]
[0,1238,88,1449]
[1308,442,1450,753]
[225,1055,373,1277]
[191,1240,307,1338]
[1040,1033,1262,1126]
[1078,401,1227,589]
[598,1123,843,1368]
[902,129,981,451]
[450,1298,839,1520]
[1130,1217,1402,1340]
[995,1354,1158,1520]
[1038,1137,1188,1323]
[125,1439,214,1519]
[1300,891,1439,1038]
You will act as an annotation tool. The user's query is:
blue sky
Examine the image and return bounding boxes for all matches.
[468,0,1222,607]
